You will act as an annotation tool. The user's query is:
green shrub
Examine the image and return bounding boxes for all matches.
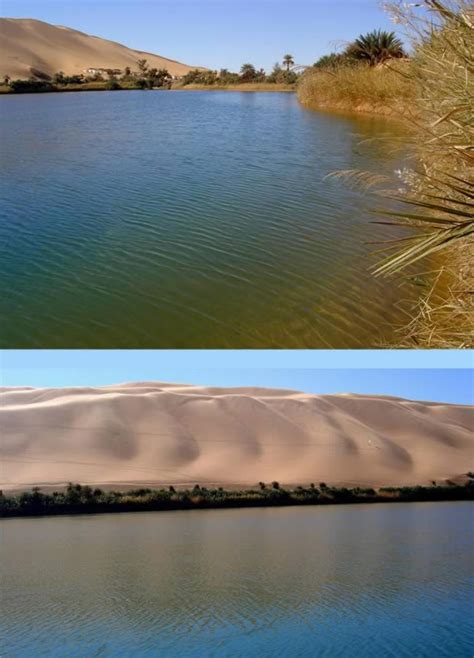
[106,79,121,90]
[10,79,55,93]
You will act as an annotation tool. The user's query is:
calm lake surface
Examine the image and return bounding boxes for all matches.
[0,90,419,347]
[1,502,473,657]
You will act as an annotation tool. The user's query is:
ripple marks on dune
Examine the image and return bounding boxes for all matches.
[0,383,472,489]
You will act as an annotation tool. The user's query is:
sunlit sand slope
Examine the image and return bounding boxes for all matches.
[0,18,202,79]
[0,382,472,490]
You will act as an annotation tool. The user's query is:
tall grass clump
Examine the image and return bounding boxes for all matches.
[372,0,473,346]
[298,28,414,115]
[298,60,414,115]
[310,1,473,347]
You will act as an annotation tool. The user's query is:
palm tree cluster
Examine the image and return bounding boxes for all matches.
[314,29,406,68]
[347,30,406,65]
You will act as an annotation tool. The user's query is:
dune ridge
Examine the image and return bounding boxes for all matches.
[0,18,202,79]
[0,382,472,491]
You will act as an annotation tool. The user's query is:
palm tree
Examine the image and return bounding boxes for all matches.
[346,30,405,66]
[283,54,295,71]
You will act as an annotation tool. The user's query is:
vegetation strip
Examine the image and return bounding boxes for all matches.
[1,479,473,518]
[1,56,299,94]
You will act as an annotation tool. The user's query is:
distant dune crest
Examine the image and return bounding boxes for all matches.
[0,382,472,491]
[0,18,202,79]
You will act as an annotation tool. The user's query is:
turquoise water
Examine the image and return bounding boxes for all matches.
[0,91,417,347]
[1,502,473,657]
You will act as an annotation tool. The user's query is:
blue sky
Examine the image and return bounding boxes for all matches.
[1,351,472,404]
[2,0,404,71]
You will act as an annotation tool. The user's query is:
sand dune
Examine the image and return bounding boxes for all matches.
[0,382,472,491]
[0,18,202,80]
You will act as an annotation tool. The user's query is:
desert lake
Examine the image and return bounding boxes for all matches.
[1,502,473,657]
[1,91,421,347]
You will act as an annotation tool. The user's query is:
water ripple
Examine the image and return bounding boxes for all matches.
[1,503,472,657]
[0,91,428,347]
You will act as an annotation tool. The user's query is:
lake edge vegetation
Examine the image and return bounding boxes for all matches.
[1,60,174,94]
[1,478,473,518]
[298,28,413,116]
[300,1,473,348]
[0,55,300,95]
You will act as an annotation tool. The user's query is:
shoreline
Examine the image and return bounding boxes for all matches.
[0,82,296,96]
[174,82,296,92]
[2,481,472,519]
[0,80,405,121]
[0,81,404,118]
[299,97,410,119]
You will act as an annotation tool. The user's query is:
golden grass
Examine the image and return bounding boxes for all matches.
[297,61,415,116]
[392,258,473,348]
[379,0,474,347]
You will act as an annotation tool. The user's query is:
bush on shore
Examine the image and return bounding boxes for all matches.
[9,79,55,93]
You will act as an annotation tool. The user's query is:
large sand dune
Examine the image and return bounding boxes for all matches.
[0,382,472,491]
[0,18,202,80]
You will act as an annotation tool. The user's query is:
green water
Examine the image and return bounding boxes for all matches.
[0,91,417,347]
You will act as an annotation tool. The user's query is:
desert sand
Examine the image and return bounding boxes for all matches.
[0,382,472,491]
[0,18,201,80]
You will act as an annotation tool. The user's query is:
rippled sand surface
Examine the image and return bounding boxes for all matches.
[1,92,420,347]
[1,382,472,490]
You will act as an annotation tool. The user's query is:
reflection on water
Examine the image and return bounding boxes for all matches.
[1,502,473,657]
[1,91,420,347]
